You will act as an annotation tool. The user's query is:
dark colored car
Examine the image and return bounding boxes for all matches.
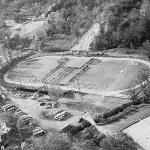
[40,102,46,106]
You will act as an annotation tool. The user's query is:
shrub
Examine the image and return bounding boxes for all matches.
[99,134,137,150]
[24,132,72,150]
[3,34,32,51]
[0,112,17,128]
[143,40,150,59]
[94,100,141,124]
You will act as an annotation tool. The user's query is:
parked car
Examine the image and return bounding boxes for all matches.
[45,104,52,109]
[33,127,46,137]
[78,117,91,128]
[60,123,72,133]
[31,93,38,100]
[54,111,68,121]
[19,115,32,121]
[51,102,59,108]
[15,110,27,116]
[2,104,16,112]
[6,106,17,112]
[38,98,49,103]
[20,118,32,126]
[1,94,6,100]
[20,94,28,99]
[54,109,64,116]
[40,102,46,106]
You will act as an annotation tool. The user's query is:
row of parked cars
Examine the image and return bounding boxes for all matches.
[2,104,46,137]
[53,109,69,121]
[10,87,32,99]
[39,100,59,109]
[31,92,61,109]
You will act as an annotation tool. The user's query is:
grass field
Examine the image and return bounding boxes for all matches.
[42,34,78,52]
[77,60,149,91]
[6,56,61,83]
[5,56,150,93]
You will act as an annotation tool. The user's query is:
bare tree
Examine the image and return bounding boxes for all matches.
[143,40,150,60]
[48,87,63,101]
[128,85,140,103]
[24,132,72,150]
[129,68,150,103]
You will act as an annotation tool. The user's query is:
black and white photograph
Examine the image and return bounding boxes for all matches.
[0,0,149,149]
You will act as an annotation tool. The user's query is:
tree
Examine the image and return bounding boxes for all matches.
[0,112,22,149]
[19,37,32,49]
[3,34,20,50]
[73,140,99,150]
[24,132,72,150]
[61,8,73,35]
[98,135,137,150]
[128,85,140,103]
[72,133,137,150]
[5,145,20,150]
[0,44,9,62]
[136,69,150,103]
[143,40,150,60]
[45,22,56,37]
[0,112,17,128]
[48,87,64,101]
[129,68,150,104]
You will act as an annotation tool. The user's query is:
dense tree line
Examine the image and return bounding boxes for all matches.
[44,0,150,53]
[90,0,150,51]
[1,0,150,52]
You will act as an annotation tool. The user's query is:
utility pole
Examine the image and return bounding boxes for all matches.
[18,76,22,86]
[76,79,82,100]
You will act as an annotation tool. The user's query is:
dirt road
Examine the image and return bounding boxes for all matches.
[71,23,100,51]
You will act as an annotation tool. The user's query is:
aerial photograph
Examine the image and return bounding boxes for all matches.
[0,0,150,149]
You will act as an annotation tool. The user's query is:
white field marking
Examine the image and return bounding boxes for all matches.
[119,61,133,74]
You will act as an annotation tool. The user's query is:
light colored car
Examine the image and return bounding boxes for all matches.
[33,127,46,137]
[6,106,17,112]
[31,93,38,100]
[2,104,15,112]
[15,111,27,116]
[45,104,52,109]
[19,115,32,120]
[54,109,64,116]
[54,111,68,121]
[60,123,72,133]
[1,94,6,100]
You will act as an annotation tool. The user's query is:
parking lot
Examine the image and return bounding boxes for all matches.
[5,90,83,131]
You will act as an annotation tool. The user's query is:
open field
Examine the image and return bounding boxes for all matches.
[8,94,82,131]
[43,35,77,52]
[4,55,150,93]
[5,56,60,83]
[11,20,47,38]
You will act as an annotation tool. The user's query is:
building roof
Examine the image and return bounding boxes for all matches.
[124,116,150,150]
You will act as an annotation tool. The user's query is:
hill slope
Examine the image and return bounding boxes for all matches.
[1,0,150,52]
